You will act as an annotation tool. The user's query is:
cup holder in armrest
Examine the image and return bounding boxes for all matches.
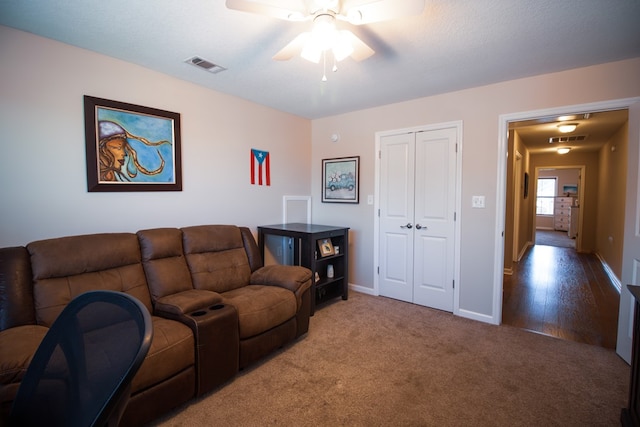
[191,304,226,318]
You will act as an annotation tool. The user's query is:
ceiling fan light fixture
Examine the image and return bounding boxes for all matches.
[557,123,578,133]
[300,34,322,63]
[333,31,354,61]
[557,147,571,154]
[311,14,338,50]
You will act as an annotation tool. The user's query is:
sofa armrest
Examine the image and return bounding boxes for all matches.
[153,289,239,396]
[250,265,312,308]
[154,289,224,318]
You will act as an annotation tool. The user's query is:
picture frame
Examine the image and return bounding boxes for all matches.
[317,238,335,257]
[523,172,529,199]
[84,95,182,192]
[322,156,359,203]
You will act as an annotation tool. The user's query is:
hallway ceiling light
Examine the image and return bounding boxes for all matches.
[557,147,571,154]
[557,123,578,133]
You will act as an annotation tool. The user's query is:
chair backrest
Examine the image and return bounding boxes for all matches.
[9,290,153,427]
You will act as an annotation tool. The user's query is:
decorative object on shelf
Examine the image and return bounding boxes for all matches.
[327,264,334,278]
[322,156,359,203]
[250,148,271,186]
[334,245,340,254]
[317,238,335,257]
[84,96,182,192]
[315,272,320,282]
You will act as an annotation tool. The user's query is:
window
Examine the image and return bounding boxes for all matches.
[536,177,556,215]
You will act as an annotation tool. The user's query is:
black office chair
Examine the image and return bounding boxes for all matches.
[9,290,153,427]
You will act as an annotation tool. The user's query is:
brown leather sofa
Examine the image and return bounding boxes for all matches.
[0,225,312,426]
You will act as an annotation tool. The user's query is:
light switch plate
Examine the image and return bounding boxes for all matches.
[472,195,485,208]
[367,195,374,205]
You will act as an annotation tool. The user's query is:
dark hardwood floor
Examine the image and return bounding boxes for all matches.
[502,237,620,349]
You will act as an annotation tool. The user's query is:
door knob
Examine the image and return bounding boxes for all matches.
[401,223,413,229]
[415,224,422,230]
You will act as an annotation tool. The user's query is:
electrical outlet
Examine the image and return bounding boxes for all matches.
[472,195,485,208]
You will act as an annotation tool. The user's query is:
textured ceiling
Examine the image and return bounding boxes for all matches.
[0,0,639,120]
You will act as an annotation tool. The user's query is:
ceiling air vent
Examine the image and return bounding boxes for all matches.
[548,135,587,144]
[185,56,227,74]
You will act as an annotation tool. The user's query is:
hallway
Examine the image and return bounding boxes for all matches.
[502,243,620,349]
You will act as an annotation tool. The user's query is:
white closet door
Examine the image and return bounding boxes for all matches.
[413,128,457,311]
[379,127,457,312]
[379,132,415,302]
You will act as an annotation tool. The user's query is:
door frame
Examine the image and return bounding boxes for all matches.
[512,150,523,262]
[373,121,463,315]
[494,98,640,360]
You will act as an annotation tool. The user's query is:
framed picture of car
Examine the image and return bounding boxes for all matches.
[322,156,359,203]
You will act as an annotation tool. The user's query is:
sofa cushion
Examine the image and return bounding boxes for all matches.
[27,233,152,327]
[131,316,194,393]
[222,285,297,339]
[0,325,48,386]
[182,226,251,293]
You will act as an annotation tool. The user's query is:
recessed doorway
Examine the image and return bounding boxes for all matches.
[500,108,627,349]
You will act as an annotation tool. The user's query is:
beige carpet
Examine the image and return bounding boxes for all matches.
[150,292,629,426]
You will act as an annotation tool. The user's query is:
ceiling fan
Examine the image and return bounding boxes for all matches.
[225,0,425,79]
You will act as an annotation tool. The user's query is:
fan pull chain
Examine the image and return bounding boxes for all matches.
[322,51,327,82]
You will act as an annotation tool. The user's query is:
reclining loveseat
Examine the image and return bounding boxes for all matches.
[0,225,312,426]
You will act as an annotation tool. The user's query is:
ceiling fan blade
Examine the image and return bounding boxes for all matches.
[340,0,425,25]
[272,33,312,60]
[342,31,374,61]
[225,0,309,21]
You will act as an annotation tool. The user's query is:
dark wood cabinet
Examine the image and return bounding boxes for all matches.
[622,285,640,427]
[257,223,349,315]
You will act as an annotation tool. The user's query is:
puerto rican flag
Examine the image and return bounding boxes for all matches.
[250,148,270,186]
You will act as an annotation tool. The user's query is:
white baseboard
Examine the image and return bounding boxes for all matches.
[594,252,622,293]
[349,283,377,296]
[456,308,497,325]
[516,241,533,262]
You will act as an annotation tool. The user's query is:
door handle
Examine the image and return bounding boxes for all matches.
[401,223,413,229]
[415,224,423,230]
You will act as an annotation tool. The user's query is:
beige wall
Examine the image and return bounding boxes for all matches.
[311,57,640,320]
[504,129,533,273]
[2,24,639,323]
[597,122,628,278]
[0,26,312,246]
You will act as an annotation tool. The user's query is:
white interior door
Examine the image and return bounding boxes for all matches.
[413,129,457,311]
[378,126,457,312]
[379,133,415,302]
